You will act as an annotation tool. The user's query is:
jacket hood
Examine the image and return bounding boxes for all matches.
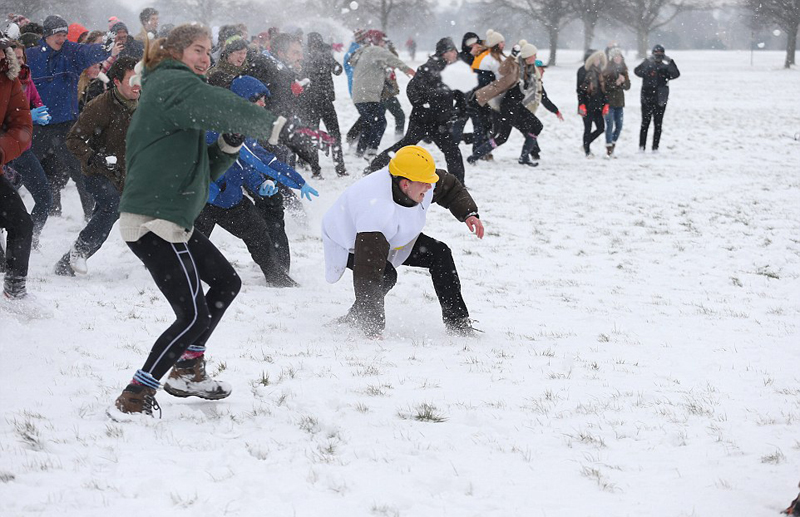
[585,49,607,69]
[307,32,328,52]
[230,75,270,101]
[2,47,21,80]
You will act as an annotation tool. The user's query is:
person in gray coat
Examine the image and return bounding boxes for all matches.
[348,30,414,158]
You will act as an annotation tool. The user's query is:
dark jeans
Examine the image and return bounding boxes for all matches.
[355,102,387,154]
[70,175,120,259]
[604,107,624,144]
[640,100,667,150]
[367,114,466,185]
[127,230,241,380]
[582,111,605,155]
[9,149,52,237]
[451,96,489,153]
[31,122,94,218]
[346,233,469,327]
[306,98,346,175]
[194,198,292,285]
[383,96,405,136]
[0,174,33,279]
[247,182,290,273]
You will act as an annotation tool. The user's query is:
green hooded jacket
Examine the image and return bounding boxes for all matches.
[120,59,278,230]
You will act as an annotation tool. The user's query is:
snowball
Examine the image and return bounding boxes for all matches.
[773,29,781,36]
[440,60,478,93]
[350,1,359,9]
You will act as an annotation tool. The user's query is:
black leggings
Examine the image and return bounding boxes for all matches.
[127,230,241,380]
[582,111,605,154]
[640,100,667,150]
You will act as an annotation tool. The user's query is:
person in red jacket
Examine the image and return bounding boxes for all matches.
[0,33,34,299]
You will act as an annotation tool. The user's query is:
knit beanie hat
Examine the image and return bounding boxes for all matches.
[435,37,457,57]
[42,15,69,39]
[485,29,504,49]
[222,35,248,54]
[518,39,537,59]
[652,44,665,55]
[110,22,129,35]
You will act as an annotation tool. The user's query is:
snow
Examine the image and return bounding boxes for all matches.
[2,50,799,516]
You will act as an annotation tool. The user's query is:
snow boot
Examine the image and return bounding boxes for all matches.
[606,143,614,156]
[163,356,232,400]
[3,274,26,299]
[519,135,539,167]
[445,317,483,337]
[54,253,75,276]
[112,383,161,418]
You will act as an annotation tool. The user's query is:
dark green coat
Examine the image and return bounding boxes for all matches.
[120,59,278,230]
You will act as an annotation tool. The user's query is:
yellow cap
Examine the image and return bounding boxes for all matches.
[388,145,439,184]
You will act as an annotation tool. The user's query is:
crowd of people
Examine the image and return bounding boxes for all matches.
[1,10,682,419]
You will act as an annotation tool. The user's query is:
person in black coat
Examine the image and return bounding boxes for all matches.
[634,44,680,152]
[301,32,347,176]
[577,49,609,157]
[364,38,466,184]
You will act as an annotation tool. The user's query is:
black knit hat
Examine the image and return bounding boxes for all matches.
[110,22,129,34]
[42,15,69,39]
[652,44,665,54]
[435,37,457,56]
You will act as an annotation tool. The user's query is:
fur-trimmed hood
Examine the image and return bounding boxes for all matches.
[584,49,607,70]
[2,47,21,80]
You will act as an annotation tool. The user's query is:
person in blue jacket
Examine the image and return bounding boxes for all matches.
[195,75,319,288]
[26,15,118,218]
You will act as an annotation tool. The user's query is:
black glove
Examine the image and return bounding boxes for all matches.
[222,133,245,147]
[91,153,118,172]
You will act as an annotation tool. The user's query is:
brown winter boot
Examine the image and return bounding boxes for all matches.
[163,356,232,400]
[113,384,160,417]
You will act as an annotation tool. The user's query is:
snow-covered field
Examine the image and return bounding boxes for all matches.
[2,50,799,516]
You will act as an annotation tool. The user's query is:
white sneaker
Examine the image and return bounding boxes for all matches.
[69,247,88,275]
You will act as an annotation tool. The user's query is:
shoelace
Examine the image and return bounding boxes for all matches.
[144,394,162,419]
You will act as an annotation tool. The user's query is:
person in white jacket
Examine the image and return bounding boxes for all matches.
[322,145,484,337]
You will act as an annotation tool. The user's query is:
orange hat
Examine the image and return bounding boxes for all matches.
[67,23,88,43]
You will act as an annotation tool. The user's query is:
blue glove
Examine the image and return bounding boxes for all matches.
[31,106,51,125]
[299,182,318,201]
[207,182,220,203]
[258,179,278,197]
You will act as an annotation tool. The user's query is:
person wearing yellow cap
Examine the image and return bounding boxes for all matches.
[322,145,484,337]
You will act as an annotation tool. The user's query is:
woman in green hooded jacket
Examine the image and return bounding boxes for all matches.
[111,24,287,419]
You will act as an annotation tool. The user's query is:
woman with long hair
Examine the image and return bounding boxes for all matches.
[602,47,630,156]
[110,24,287,418]
[577,49,608,157]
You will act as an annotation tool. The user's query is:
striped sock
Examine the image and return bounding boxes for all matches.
[180,345,205,361]
[132,370,160,390]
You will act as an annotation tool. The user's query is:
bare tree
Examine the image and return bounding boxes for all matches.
[743,0,799,67]
[608,0,693,58]
[496,0,573,65]
[571,0,606,52]
[357,0,433,33]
